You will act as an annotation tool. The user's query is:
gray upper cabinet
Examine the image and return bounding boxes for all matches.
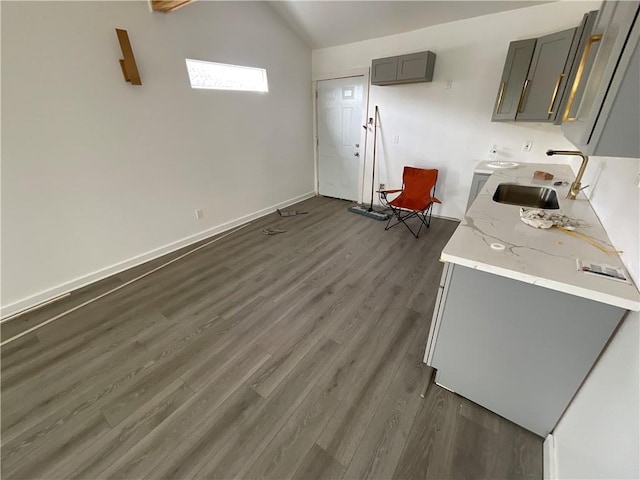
[555,11,600,125]
[492,39,536,121]
[562,1,640,158]
[397,52,435,81]
[517,28,578,122]
[371,51,436,85]
[371,56,399,84]
[492,12,601,124]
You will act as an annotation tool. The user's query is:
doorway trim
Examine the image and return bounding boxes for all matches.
[313,67,370,204]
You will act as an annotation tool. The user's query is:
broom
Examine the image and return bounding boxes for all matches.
[348,105,389,221]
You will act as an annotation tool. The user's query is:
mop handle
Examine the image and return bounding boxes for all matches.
[370,105,379,211]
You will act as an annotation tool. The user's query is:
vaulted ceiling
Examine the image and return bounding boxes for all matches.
[153,1,552,49]
[266,1,552,49]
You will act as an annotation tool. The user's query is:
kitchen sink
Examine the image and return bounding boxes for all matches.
[492,184,559,209]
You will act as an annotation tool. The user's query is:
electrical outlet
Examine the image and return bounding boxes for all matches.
[445,79,452,89]
[195,209,204,220]
[393,134,400,144]
[522,140,533,152]
[379,183,386,190]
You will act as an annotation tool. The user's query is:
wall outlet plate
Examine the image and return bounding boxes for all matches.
[195,209,204,220]
[379,183,386,190]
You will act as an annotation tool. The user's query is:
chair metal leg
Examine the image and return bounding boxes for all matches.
[385,208,420,238]
[384,203,434,238]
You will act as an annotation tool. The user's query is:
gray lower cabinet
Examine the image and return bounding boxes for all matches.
[517,28,578,122]
[424,263,624,437]
[466,172,490,211]
[492,39,536,121]
[562,1,640,158]
[371,51,436,85]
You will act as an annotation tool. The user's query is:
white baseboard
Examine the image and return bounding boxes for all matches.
[363,201,461,223]
[544,433,557,480]
[1,192,316,319]
[433,213,461,222]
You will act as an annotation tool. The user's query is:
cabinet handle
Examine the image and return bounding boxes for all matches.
[495,82,506,114]
[547,73,565,115]
[563,34,603,122]
[517,79,530,113]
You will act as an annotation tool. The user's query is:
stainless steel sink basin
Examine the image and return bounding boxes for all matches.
[493,184,560,209]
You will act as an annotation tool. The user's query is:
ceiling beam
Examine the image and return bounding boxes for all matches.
[151,0,194,13]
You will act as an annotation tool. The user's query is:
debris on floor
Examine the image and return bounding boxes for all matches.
[262,228,287,235]
[277,208,308,217]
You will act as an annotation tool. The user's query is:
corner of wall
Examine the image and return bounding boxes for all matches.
[543,433,557,480]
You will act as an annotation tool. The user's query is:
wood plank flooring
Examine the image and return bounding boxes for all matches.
[1,196,543,479]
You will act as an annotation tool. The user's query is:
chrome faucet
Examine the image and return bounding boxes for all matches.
[546,149,589,199]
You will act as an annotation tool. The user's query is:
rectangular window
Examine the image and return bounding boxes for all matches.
[185,59,268,92]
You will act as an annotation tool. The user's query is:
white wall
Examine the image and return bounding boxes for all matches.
[551,155,640,479]
[1,1,313,315]
[312,1,600,219]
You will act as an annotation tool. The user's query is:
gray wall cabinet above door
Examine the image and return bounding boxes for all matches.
[491,39,536,121]
[371,51,436,85]
[371,56,399,85]
[397,52,435,82]
[517,28,578,122]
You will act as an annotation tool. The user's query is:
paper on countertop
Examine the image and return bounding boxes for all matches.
[576,259,631,284]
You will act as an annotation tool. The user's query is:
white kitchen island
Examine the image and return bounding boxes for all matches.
[424,162,640,437]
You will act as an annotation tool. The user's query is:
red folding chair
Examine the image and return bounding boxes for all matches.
[380,167,441,238]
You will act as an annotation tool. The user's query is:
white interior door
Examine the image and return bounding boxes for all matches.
[317,76,365,201]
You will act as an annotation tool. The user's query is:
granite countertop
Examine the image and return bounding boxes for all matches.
[442,162,640,311]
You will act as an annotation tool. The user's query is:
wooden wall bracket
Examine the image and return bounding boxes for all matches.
[115,28,142,86]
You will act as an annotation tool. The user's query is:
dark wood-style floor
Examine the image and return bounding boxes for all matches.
[1,196,542,479]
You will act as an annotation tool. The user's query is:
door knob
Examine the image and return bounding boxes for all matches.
[354,152,360,157]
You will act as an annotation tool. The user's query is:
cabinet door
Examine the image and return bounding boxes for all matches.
[397,51,436,83]
[492,39,536,121]
[423,262,453,365]
[554,11,599,125]
[517,28,577,122]
[562,1,640,157]
[431,265,624,437]
[371,56,398,85]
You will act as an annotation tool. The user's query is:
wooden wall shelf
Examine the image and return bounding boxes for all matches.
[115,29,142,86]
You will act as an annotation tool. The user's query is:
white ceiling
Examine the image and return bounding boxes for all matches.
[267,1,552,49]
